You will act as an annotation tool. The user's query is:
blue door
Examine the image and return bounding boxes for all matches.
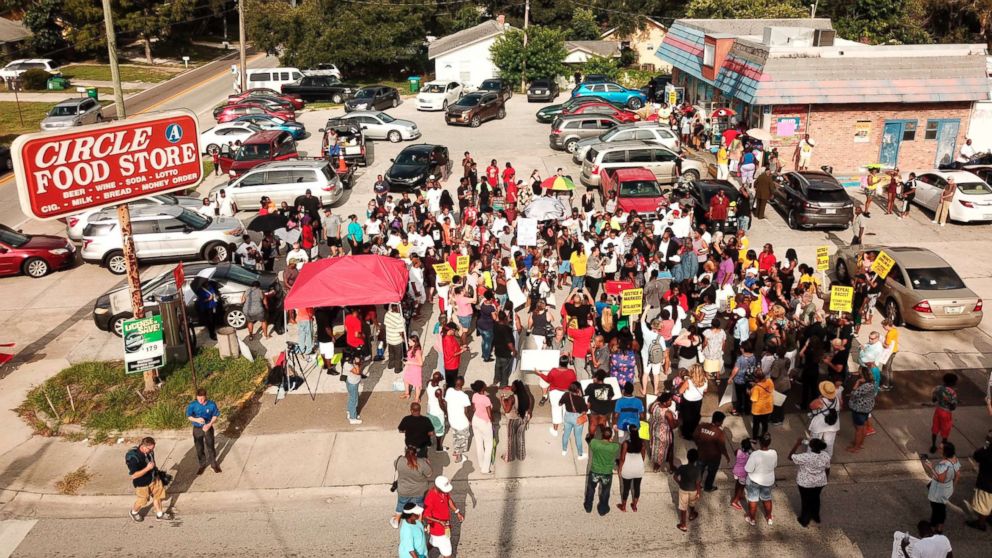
[879,121,903,168]
[934,120,960,167]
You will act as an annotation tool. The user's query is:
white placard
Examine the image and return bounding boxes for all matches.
[516,217,538,246]
[520,349,560,371]
[579,377,622,400]
[506,276,527,309]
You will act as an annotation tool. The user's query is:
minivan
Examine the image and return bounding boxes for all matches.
[213,160,344,209]
[217,130,299,177]
[236,68,304,93]
[580,140,706,188]
[549,114,622,153]
[573,122,680,163]
[81,206,244,274]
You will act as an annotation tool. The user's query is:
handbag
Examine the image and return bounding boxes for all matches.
[570,393,588,424]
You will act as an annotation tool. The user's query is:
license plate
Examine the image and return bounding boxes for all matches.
[945,306,964,314]
[826,208,837,214]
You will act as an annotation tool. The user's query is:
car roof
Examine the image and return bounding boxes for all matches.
[251,160,329,170]
[856,246,951,269]
[342,111,386,117]
[555,113,617,121]
[694,179,737,190]
[243,130,289,143]
[54,98,89,107]
[595,140,661,150]
[401,144,439,154]
[922,170,987,182]
[612,168,656,180]
[614,121,671,130]
[791,170,844,190]
[91,204,185,222]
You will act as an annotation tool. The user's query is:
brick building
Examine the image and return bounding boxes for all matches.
[656,18,990,173]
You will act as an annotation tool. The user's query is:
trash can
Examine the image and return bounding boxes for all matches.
[46,76,68,90]
[86,87,99,101]
[407,75,421,93]
[216,326,241,358]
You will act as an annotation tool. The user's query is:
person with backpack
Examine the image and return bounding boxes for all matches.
[125,437,173,522]
[808,381,842,457]
[730,340,757,417]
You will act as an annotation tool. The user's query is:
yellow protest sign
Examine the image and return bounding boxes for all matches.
[829,285,854,312]
[456,255,470,276]
[433,263,454,283]
[816,246,830,272]
[871,250,896,279]
[621,288,643,316]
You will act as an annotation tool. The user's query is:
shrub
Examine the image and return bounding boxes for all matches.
[18,69,52,90]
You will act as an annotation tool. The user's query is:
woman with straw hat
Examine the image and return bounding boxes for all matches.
[809,380,842,457]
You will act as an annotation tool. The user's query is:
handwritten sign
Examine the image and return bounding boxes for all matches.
[871,250,895,279]
[621,288,643,316]
[816,246,830,272]
[829,285,854,313]
[433,263,454,283]
[456,255,470,276]
[516,217,538,246]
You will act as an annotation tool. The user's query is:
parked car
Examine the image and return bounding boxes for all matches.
[527,78,559,102]
[228,88,305,110]
[417,81,463,111]
[599,167,667,218]
[217,130,299,177]
[0,59,59,80]
[573,122,680,163]
[303,63,342,79]
[832,245,982,330]
[572,82,647,110]
[215,103,295,124]
[344,85,401,112]
[0,224,75,278]
[581,74,610,83]
[93,262,279,336]
[535,95,625,123]
[238,67,304,93]
[561,102,639,124]
[580,141,704,188]
[772,170,854,229]
[40,98,103,130]
[686,179,748,233]
[0,146,11,173]
[223,95,297,114]
[65,194,202,241]
[228,114,305,139]
[281,75,359,103]
[211,160,344,210]
[339,111,420,143]
[384,144,450,192]
[81,206,243,275]
[640,75,672,101]
[445,92,505,127]
[548,114,623,153]
[960,165,992,185]
[911,170,992,223]
[479,78,512,101]
[320,118,373,167]
[199,122,261,154]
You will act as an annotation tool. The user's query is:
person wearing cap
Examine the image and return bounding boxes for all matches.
[423,476,463,558]
[809,380,842,457]
[398,501,428,558]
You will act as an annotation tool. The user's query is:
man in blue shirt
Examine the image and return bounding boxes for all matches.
[612,383,644,443]
[186,388,222,474]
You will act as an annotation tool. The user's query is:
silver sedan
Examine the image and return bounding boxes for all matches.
[339,111,421,143]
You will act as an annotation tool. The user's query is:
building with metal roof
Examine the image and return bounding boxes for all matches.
[427,17,514,89]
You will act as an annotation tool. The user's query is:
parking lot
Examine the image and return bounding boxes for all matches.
[4,91,992,375]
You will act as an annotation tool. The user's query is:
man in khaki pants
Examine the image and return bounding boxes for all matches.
[126,437,172,522]
[934,177,956,226]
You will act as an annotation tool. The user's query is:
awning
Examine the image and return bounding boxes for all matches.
[283,255,409,309]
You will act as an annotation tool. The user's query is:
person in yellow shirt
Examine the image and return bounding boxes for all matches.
[797,264,823,295]
[717,143,729,179]
[736,229,750,262]
[880,319,899,391]
[864,167,883,217]
[396,238,412,259]
[749,370,775,438]
[569,250,588,289]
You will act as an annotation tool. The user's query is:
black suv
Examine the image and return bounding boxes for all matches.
[344,85,401,112]
[384,144,451,192]
[527,78,559,102]
[479,78,512,101]
[772,170,854,230]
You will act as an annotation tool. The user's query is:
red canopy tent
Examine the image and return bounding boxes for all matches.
[283,255,409,309]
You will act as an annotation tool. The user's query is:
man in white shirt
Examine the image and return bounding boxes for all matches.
[215,189,237,217]
[198,197,216,217]
[958,138,976,163]
[235,235,258,266]
[286,241,309,269]
[444,377,472,464]
[425,179,443,214]
[892,521,953,558]
[743,435,778,526]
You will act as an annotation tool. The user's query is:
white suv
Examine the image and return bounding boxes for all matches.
[0,59,60,80]
[417,81,464,111]
[81,206,244,274]
[211,160,343,210]
[65,194,202,241]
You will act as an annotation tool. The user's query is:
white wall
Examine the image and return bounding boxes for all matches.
[434,37,500,89]
[565,51,591,64]
[968,100,992,152]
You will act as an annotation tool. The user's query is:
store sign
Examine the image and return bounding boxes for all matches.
[12,110,202,220]
[122,315,165,374]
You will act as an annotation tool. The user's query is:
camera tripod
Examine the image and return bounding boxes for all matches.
[279,342,319,402]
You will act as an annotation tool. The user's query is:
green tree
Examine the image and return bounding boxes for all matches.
[686,0,807,18]
[581,55,620,81]
[22,0,68,55]
[116,0,197,63]
[569,7,600,40]
[826,0,931,44]
[490,26,567,90]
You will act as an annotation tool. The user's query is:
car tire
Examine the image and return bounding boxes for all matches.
[836,259,849,282]
[203,241,230,263]
[23,257,49,278]
[564,138,578,153]
[681,169,700,181]
[442,100,448,111]
[392,98,399,108]
[470,116,481,128]
[105,250,127,275]
[787,210,798,229]
[497,108,506,119]
[206,144,220,155]
[387,130,402,143]
[627,98,643,110]
[331,94,343,104]
[885,299,903,326]
[110,314,132,337]
[225,306,248,330]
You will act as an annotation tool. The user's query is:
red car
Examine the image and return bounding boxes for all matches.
[562,102,639,123]
[228,88,305,110]
[217,130,299,176]
[215,103,295,124]
[0,224,75,278]
[599,167,667,217]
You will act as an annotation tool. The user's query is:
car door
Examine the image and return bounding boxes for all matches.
[0,239,19,275]
[360,115,387,139]
[132,219,164,258]
[915,174,941,210]
[604,83,624,103]
[447,82,461,104]
[264,170,298,206]
[600,149,627,174]
[274,135,298,161]
[647,148,678,183]
[155,217,195,256]
[479,94,495,120]
[230,170,268,207]
[776,174,800,208]
[81,99,99,123]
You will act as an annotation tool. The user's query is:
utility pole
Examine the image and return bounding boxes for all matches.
[100,0,126,119]
[238,0,248,92]
[521,0,530,94]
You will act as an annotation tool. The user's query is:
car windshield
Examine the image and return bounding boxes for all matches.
[806,188,849,203]
[957,181,992,195]
[355,89,375,98]
[154,194,178,204]
[423,84,445,94]
[50,105,78,116]
[906,267,966,291]
[480,80,499,90]
[531,80,551,87]
[234,144,271,160]
[0,227,29,247]
[375,112,395,123]
[177,209,211,229]
[395,150,428,165]
[455,96,480,107]
[620,180,663,197]
[223,264,260,285]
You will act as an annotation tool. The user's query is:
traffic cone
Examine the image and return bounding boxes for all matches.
[337,151,347,174]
